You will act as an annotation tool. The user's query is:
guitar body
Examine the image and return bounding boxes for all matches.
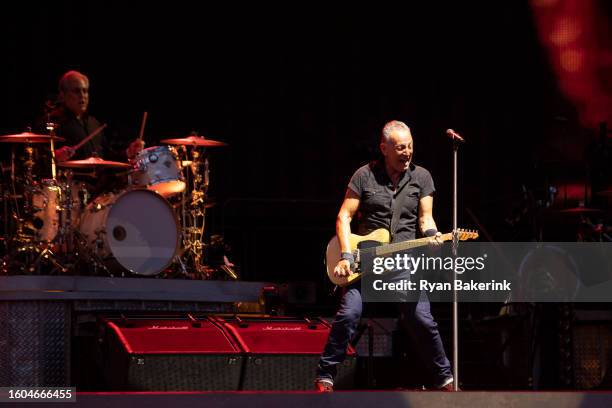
[325,228,478,287]
[326,228,390,287]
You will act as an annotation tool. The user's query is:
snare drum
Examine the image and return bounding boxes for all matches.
[79,189,180,275]
[129,146,186,197]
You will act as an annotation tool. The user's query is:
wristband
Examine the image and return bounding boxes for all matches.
[340,252,354,264]
[424,229,438,237]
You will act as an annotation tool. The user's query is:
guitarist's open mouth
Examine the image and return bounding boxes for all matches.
[399,159,411,170]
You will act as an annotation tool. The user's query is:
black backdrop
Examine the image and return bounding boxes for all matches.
[1,1,590,284]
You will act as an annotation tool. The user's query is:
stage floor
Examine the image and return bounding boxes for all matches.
[23,390,612,408]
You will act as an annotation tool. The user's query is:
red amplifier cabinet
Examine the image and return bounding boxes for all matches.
[213,316,356,390]
[99,316,243,391]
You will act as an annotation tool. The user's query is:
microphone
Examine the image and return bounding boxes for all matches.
[446,129,465,142]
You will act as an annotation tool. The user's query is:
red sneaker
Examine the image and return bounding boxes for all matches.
[315,379,334,392]
[437,377,457,391]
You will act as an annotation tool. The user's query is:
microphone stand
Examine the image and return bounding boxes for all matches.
[450,130,462,391]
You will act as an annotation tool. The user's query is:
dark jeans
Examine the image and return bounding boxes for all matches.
[316,285,452,387]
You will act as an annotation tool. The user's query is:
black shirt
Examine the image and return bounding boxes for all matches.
[35,106,126,193]
[46,106,108,160]
[348,160,435,243]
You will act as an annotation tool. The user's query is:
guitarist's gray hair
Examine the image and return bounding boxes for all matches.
[381,120,411,143]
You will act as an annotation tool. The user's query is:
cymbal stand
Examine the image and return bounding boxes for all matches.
[23,243,67,274]
[2,146,22,260]
[11,218,69,275]
[10,145,20,220]
[1,183,9,264]
[73,229,110,276]
[9,131,68,274]
[20,139,39,219]
[46,121,58,180]
[180,147,210,277]
[58,169,75,255]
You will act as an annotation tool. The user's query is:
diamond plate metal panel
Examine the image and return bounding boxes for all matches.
[0,301,71,386]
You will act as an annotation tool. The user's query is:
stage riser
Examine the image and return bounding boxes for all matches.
[0,301,71,387]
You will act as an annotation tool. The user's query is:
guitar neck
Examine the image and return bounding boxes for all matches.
[373,232,453,257]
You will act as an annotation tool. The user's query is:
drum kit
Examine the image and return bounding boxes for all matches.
[0,128,234,279]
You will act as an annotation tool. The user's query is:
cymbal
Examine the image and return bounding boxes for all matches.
[58,156,131,169]
[0,132,65,143]
[160,136,228,147]
[557,207,603,214]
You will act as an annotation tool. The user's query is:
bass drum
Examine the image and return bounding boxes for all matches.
[79,189,179,275]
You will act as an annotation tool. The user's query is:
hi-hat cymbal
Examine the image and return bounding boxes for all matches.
[0,132,65,143]
[58,156,131,169]
[160,136,228,147]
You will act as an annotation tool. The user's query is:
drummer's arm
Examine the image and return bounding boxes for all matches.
[55,146,75,162]
[126,139,145,160]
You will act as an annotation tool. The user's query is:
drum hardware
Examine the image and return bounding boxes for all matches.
[46,121,58,180]
[160,132,238,279]
[73,229,111,276]
[23,243,68,274]
[1,187,9,247]
[175,144,212,277]
[205,234,238,280]
[0,130,69,273]
[0,126,237,278]
[128,145,185,197]
[171,138,236,279]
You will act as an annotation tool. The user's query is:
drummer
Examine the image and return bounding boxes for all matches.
[35,70,144,194]
[45,70,144,162]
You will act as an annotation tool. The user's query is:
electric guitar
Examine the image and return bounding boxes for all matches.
[325,228,479,287]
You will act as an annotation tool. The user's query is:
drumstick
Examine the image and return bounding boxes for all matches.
[73,123,107,152]
[138,111,148,141]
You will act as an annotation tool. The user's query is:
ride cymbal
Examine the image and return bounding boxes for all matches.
[160,136,228,147]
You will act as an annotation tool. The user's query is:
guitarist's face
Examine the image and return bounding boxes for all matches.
[380,129,413,175]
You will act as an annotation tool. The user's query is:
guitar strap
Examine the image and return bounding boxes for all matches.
[389,171,412,242]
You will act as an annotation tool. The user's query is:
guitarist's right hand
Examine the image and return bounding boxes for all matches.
[334,260,353,277]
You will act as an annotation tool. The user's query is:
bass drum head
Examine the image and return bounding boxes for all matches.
[106,189,179,275]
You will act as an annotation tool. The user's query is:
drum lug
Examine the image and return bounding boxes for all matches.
[93,202,106,212]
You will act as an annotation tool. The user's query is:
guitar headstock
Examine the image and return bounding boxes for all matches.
[457,228,479,241]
